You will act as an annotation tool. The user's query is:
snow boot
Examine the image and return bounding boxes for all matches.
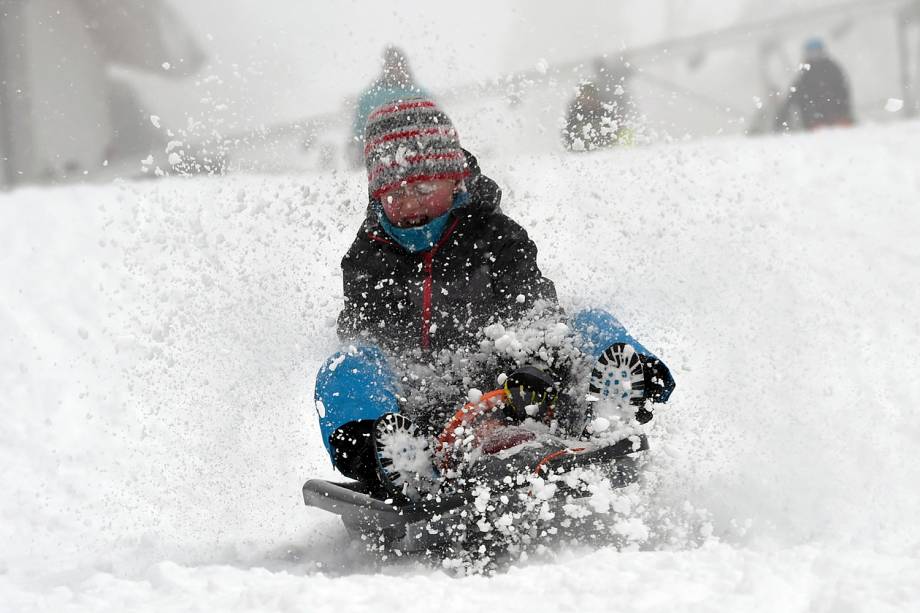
[587,342,653,423]
[372,412,439,502]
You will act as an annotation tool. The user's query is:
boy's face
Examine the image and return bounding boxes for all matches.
[380,179,457,228]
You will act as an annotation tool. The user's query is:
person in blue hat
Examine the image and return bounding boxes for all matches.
[775,38,853,131]
[346,46,432,168]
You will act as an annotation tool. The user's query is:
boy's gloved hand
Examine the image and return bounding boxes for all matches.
[503,366,558,423]
[643,356,676,405]
[329,419,378,484]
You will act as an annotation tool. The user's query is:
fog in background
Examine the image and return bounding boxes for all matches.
[1,0,918,183]
[131,0,702,127]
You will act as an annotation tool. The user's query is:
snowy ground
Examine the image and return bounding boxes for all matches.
[2,122,920,611]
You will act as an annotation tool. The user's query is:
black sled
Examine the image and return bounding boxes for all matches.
[302,433,648,552]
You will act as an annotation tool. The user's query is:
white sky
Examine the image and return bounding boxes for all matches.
[118,0,895,147]
[134,0,740,131]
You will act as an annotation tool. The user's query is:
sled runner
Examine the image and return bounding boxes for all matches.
[302,432,647,552]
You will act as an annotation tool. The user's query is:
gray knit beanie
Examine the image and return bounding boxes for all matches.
[364,98,469,200]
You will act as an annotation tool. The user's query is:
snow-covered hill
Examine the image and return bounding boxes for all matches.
[2,123,919,611]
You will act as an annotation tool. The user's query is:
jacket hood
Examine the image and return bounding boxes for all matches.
[458,149,502,215]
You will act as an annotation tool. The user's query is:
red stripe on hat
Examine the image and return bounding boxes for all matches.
[368,151,466,183]
[367,99,437,122]
[372,169,471,200]
[364,126,458,156]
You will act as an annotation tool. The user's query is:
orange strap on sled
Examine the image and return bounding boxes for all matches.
[436,388,508,453]
[532,447,587,476]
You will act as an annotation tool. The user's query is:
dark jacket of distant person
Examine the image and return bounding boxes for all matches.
[776,40,853,131]
[563,83,619,151]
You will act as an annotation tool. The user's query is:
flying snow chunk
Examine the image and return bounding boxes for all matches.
[161,62,171,71]
[467,388,483,403]
[589,417,610,433]
[327,354,347,371]
[885,98,904,113]
[535,58,549,74]
[149,115,162,129]
[395,144,411,167]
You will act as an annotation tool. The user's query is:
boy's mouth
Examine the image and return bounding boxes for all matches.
[399,215,430,228]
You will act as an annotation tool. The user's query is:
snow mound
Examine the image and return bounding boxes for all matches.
[3,122,920,610]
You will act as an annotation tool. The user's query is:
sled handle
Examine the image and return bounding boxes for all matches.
[435,389,508,456]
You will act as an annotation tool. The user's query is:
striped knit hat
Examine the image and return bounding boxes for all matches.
[364,98,469,200]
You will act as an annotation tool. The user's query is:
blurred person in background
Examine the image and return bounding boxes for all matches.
[775,38,853,132]
[563,83,620,151]
[594,57,636,139]
[347,46,431,168]
[563,58,636,152]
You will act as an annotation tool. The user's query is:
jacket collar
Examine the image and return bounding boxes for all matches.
[372,191,470,253]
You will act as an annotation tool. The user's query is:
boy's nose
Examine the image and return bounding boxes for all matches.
[399,194,424,211]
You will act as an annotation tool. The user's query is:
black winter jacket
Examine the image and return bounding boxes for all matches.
[337,151,557,354]
[777,56,853,130]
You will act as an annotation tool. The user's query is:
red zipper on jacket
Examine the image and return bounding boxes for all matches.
[366,218,461,350]
[421,252,435,349]
[420,218,460,350]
